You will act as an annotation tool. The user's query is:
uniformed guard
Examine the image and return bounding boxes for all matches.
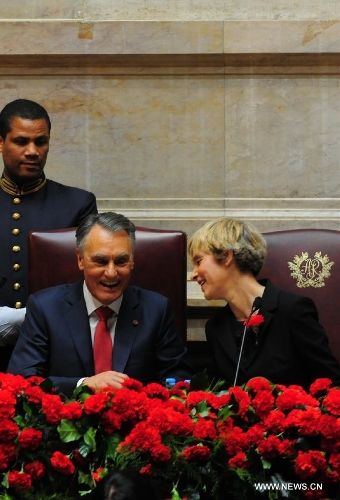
[0,98,98,371]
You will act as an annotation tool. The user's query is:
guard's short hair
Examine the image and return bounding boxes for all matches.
[0,99,51,138]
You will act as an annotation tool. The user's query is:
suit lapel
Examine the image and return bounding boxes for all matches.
[63,280,94,374]
[244,280,278,367]
[214,305,240,363]
[113,287,141,373]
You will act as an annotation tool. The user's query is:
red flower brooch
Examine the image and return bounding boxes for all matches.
[243,314,265,344]
[245,314,265,330]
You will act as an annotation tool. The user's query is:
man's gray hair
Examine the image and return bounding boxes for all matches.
[75,212,136,255]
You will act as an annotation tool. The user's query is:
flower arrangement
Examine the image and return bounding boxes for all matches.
[1,372,340,500]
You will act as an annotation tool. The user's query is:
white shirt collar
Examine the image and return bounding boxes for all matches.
[83,281,123,317]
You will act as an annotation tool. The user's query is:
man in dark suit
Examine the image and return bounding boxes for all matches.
[8,212,193,397]
[0,99,97,370]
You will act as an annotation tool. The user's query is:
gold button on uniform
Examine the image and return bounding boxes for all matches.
[12,246,20,253]
[13,263,20,271]
[13,197,21,205]
[15,302,22,309]
[12,228,20,235]
[13,283,21,290]
[12,213,21,220]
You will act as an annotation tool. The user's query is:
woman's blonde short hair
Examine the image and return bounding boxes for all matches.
[188,218,267,276]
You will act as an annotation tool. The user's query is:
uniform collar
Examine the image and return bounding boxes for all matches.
[0,171,47,196]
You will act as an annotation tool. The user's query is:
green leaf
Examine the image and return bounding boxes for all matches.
[84,427,97,452]
[72,384,95,402]
[57,420,82,442]
[260,457,272,470]
[105,433,122,460]
[78,443,91,457]
[77,469,94,488]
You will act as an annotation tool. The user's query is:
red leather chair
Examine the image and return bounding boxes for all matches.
[258,229,340,362]
[27,227,187,342]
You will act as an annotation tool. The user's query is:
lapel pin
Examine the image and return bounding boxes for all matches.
[133,319,139,326]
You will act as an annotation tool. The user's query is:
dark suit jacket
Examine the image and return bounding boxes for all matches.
[206,279,340,389]
[8,280,193,397]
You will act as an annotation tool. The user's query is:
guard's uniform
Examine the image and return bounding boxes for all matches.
[0,172,97,370]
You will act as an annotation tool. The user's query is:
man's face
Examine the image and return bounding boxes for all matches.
[77,225,134,305]
[0,117,50,184]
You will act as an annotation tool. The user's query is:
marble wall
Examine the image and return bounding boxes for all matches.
[0,4,339,339]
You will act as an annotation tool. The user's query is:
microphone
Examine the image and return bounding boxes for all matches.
[233,296,262,387]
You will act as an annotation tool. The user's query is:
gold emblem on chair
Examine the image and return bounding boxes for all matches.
[287,251,334,288]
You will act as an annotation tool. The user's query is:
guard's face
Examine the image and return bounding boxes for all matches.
[0,117,49,184]
[77,225,134,305]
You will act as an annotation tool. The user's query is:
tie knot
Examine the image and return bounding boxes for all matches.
[95,306,114,322]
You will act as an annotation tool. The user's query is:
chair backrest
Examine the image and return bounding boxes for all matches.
[27,226,187,341]
[257,229,340,362]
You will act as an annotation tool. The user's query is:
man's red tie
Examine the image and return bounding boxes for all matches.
[93,306,114,374]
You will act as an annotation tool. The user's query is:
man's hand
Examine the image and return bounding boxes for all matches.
[82,371,129,391]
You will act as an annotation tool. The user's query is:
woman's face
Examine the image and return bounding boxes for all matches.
[190,252,228,301]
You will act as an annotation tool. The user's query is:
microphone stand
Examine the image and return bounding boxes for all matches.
[233,296,262,387]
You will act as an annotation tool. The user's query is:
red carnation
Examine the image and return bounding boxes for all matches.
[180,444,211,461]
[119,422,171,461]
[227,386,251,418]
[318,414,340,441]
[18,428,43,450]
[60,401,83,420]
[50,451,75,475]
[8,470,32,490]
[92,467,106,482]
[147,406,194,436]
[244,314,265,328]
[284,407,322,435]
[41,394,64,424]
[228,451,248,469]
[143,383,170,401]
[263,409,286,433]
[246,377,273,392]
[110,389,149,420]
[83,392,111,414]
[140,464,152,475]
[294,450,327,479]
[0,390,16,419]
[257,435,282,458]
[73,448,91,467]
[323,388,340,416]
[223,426,247,455]
[193,419,218,440]
[251,390,275,418]
[329,452,340,472]
[309,378,332,396]
[0,443,16,470]
[24,460,46,481]
[122,378,144,391]
[276,387,319,411]
[0,374,31,394]
[24,385,46,404]
[101,408,123,434]
[0,420,19,442]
